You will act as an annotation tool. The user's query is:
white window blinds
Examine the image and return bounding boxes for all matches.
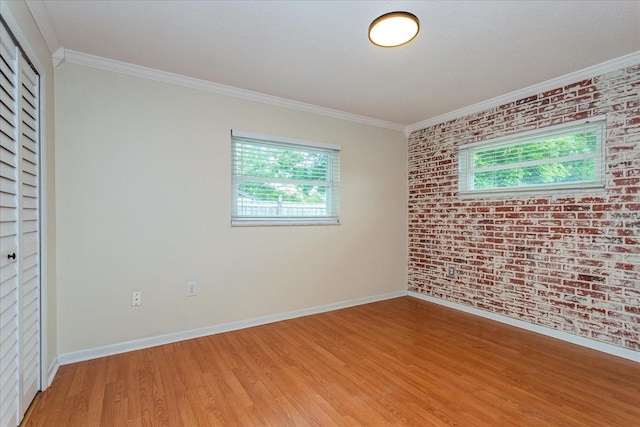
[231,130,340,226]
[459,116,606,197]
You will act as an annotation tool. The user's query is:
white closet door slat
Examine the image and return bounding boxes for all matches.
[0,21,20,427]
[18,51,40,419]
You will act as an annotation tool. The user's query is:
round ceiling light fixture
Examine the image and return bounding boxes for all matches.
[368,11,419,47]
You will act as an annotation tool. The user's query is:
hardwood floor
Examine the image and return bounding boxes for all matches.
[25,297,640,426]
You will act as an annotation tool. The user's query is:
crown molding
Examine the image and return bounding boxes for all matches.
[61,49,405,132]
[405,51,640,136]
[53,46,640,137]
[51,47,64,68]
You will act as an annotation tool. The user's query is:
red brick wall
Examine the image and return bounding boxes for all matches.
[408,64,640,351]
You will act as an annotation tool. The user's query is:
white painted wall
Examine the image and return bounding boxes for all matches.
[54,63,407,354]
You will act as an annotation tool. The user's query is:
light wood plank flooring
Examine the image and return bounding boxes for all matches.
[24,297,640,426]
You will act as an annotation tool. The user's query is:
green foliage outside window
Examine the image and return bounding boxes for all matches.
[236,144,330,203]
[472,131,598,190]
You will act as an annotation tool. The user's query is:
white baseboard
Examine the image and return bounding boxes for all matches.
[54,289,639,368]
[57,290,407,365]
[408,291,640,363]
[46,357,60,388]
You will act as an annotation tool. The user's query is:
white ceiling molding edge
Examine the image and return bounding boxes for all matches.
[51,47,64,68]
[62,49,405,133]
[405,51,640,136]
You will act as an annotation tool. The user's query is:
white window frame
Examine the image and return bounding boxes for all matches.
[231,130,341,226]
[458,115,606,198]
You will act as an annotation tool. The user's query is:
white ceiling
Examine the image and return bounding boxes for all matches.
[25,0,640,128]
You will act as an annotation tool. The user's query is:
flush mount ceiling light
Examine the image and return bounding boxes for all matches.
[368,11,420,47]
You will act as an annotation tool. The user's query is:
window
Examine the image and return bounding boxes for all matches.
[459,116,606,197]
[231,130,340,226]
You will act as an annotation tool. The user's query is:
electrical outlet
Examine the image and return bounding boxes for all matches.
[186,281,197,297]
[131,291,142,306]
[446,265,456,279]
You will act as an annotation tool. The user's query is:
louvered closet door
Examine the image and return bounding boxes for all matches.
[0,20,40,427]
[0,21,21,427]
[17,46,40,416]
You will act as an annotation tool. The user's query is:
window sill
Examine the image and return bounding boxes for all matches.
[459,183,606,199]
[231,218,340,227]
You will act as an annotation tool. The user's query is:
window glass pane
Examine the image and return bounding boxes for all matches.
[237,182,330,217]
[236,145,329,180]
[232,132,340,225]
[473,158,596,189]
[473,130,599,169]
[459,117,605,196]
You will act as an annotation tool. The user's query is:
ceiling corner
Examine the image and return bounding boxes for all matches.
[25,0,61,55]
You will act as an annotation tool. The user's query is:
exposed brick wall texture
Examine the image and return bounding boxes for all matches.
[408,64,640,352]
